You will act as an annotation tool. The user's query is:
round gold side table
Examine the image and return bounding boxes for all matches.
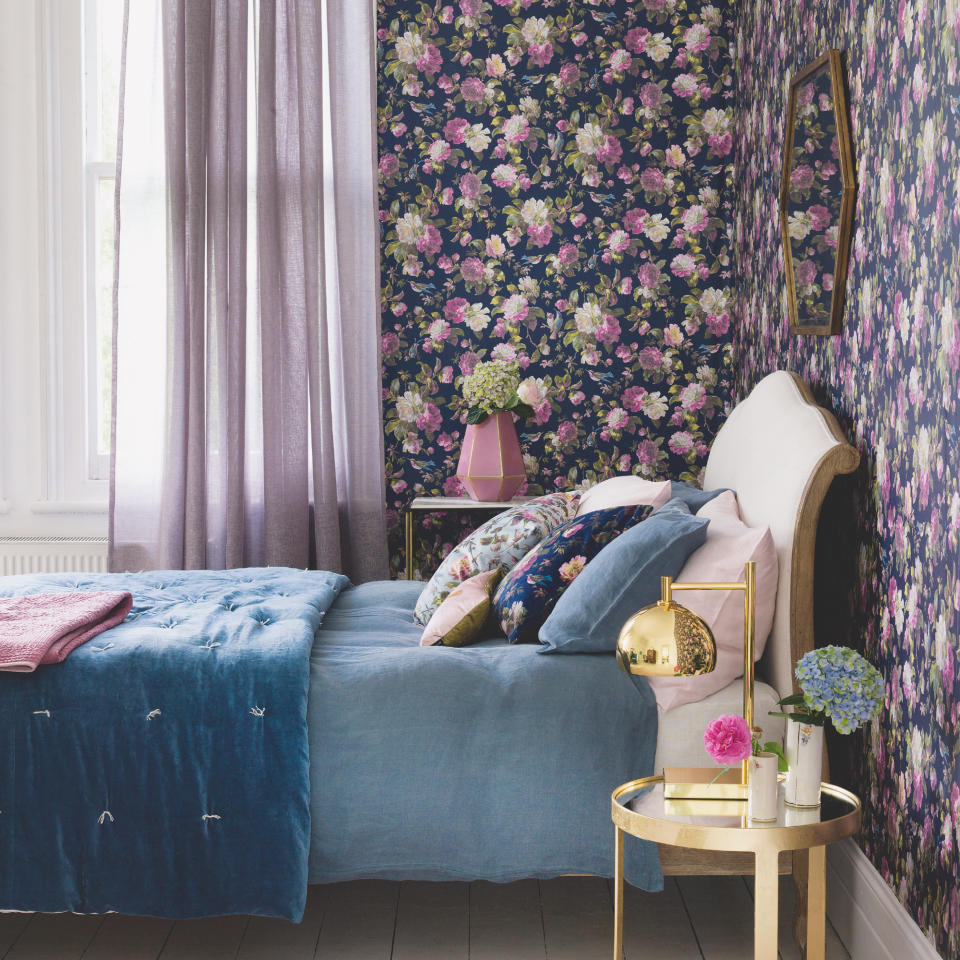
[611,776,860,960]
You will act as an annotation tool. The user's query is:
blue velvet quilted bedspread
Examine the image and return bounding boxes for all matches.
[0,568,348,921]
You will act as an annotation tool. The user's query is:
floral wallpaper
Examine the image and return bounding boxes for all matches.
[732,0,960,954]
[377,0,736,577]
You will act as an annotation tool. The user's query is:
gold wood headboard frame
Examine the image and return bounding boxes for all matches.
[784,372,860,698]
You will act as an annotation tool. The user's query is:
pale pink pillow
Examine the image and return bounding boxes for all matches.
[420,569,501,647]
[647,491,778,713]
[576,476,672,517]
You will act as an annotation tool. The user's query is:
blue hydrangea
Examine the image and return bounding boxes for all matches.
[795,645,884,735]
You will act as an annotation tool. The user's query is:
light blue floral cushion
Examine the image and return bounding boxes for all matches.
[413,492,579,625]
[492,503,652,644]
[538,499,709,655]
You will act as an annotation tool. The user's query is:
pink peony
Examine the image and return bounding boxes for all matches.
[703,714,752,766]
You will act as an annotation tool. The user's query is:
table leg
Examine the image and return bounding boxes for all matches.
[754,848,779,960]
[805,846,826,960]
[613,826,624,960]
[404,510,414,581]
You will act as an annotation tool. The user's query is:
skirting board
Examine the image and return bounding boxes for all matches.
[826,837,941,960]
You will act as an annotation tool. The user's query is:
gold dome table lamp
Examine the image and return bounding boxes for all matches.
[617,561,757,800]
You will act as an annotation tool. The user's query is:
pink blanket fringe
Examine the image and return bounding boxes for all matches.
[0,592,133,672]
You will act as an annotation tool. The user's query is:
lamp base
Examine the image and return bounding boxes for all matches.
[663,766,748,800]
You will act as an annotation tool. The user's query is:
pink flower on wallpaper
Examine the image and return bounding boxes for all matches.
[461,76,486,101]
[705,312,730,336]
[417,44,442,77]
[624,207,646,234]
[557,63,580,87]
[639,167,665,192]
[670,254,696,277]
[443,297,468,323]
[381,332,400,357]
[795,259,817,286]
[416,225,442,255]
[596,315,621,344]
[621,386,646,412]
[443,117,469,143]
[636,440,659,467]
[528,43,553,67]
[707,132,732,157]
[458,352,478,376]
[597,135,622,165]
[379,153,400,178]
[556,420,577,443]
[639,82,662,109]
[679,383,707,411]
[682,204,709,233]
[527,223,552,247]
[638,346,663,371]
[808,204,832,231]
[683,23,711,53]
[637,262,662,289]
[459,172,483,199]
[791,163,815,190]
[557,242,579,265]
[460,0,482,17]
[668,431,694,455]
[624,27,649,54]
[460,257,485,281]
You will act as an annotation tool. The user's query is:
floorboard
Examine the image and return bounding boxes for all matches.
[80,916,174,960]
[0,914,32,958]
[235,887,326,960]
[617,877,704,960]
[676,876,755,960]
[0,877,855,960]
[4,914,102,960]
[468,879,545,960]
[390,881,468,960]
[540,877,612,960]
[312,881,397,960]
[156,916,248,960]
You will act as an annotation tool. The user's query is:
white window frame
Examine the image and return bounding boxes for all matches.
[36,0,115,510]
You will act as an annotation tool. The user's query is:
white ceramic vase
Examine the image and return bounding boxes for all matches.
[748,752,779,822]
[784,716,824,807]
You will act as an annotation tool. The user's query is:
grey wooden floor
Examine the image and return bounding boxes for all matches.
[0,877,849,960]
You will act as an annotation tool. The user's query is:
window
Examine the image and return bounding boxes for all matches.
[84,0,124,476]
[37,0,123,503]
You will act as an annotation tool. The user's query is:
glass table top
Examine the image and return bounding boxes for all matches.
[616,779,858,832]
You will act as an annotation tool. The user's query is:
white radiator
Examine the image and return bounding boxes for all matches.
[0,537,109,576]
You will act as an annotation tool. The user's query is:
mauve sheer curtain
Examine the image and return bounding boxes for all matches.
[110,0,388,581]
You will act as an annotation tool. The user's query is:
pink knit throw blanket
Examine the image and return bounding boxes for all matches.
[0,591,133,672]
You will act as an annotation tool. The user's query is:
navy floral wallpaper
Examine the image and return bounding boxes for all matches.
[732,0,960,953]
[377,0,736,577]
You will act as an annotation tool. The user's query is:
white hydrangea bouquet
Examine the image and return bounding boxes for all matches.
[462,360,538,425]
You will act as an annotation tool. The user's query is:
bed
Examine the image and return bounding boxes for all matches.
[0,371,858,935]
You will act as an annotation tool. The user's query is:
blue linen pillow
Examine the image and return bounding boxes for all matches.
[669,480,727,512]
[492,503,652,644]
[537,499,709,655]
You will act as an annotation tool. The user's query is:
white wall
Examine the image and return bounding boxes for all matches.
[0,0,107,539]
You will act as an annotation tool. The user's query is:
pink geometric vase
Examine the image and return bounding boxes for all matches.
[456,411,526,502]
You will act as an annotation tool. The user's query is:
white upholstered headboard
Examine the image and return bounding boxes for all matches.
[703,371,859,699]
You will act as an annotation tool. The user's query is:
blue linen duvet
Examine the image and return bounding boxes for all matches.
[0,570,660,921]
[307,579,661,891]
[0,568,348,921]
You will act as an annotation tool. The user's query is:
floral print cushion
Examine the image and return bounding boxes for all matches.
[493,504,653,644]
[413,492,579,625]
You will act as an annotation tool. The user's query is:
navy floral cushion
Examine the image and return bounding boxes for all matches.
[493,504,652,644]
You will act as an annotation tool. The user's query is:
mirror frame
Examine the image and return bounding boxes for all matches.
[779,49,856,336]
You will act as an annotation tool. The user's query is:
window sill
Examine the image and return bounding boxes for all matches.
[30,500,109,515]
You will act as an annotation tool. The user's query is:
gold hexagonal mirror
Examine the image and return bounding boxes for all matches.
[779,50,856,336]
